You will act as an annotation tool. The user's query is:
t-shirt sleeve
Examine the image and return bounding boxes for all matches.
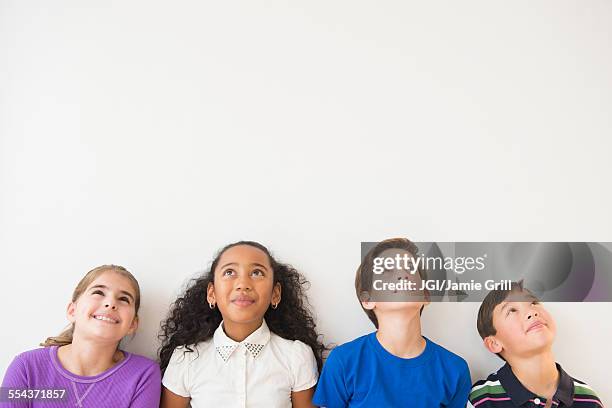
[1,354,29,389]
[129,360,162,408]
[290,340,318,392]
[161,347,192,398]
[312,348,349,408]
[447,360,471,408]
[1,354,30,408]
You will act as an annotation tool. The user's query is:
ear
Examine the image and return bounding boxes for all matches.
[361,300,376,311]
[484,336,503,354]
[127,315,139,335]
[422,287,431,306]
[66,302,77,323]
[206,282,216,305]
[271,282,281,305]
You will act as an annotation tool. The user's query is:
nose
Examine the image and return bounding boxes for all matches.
[235,274,252,291]
[104,303,117,310]
[526,310,538,319]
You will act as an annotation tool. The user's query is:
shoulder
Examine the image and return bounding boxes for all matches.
[10,347,53,370]
[269,333,318,390]
[2,347,53,386]
[126,352,157,366]
[269,333,316,368]
[425,338,469,370]
[318,333,373,375]
[328,333,372,360]
[571,377,602,403]
[468,370,506,406]
[14,347,51,362]
[270,333,312,354]
[124,353,160,374]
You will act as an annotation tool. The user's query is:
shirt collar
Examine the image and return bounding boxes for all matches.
[498,362,575,407]
[213,319,271,363]
[552,363,575,407]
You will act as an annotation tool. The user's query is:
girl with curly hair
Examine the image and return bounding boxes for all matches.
[159,241,325,408]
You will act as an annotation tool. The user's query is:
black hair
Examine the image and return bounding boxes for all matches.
[158,241,325,372]
[477,280,539,361]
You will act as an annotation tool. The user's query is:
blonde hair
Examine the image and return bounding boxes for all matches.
[40,265,141,347]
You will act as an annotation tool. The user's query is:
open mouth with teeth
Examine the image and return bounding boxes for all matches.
[92,315,120,324]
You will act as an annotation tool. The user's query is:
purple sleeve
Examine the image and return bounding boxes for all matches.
[2,355,28,388]
[128,362,161,408]
[1,355,30,407]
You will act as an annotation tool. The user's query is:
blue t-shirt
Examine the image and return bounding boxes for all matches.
[313,333,471,408]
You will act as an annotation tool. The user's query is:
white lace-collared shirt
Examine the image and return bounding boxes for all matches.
[162,319,318,408]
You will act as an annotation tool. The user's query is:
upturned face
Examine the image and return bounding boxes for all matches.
[67,271,139,343]
[363,248,429,319]
[207,244,281,328]
[487,293,556,360]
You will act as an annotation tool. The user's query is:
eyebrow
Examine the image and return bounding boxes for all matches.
[90,285,135,301]
[219,262,269,271]
[220,262,238,269]
[250,263,269,270]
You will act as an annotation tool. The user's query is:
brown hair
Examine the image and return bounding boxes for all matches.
[476,280,538,360]
[355,238,427,328]
[40,265,141,347]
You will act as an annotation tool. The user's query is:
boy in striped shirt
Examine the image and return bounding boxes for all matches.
[468,281,603,408]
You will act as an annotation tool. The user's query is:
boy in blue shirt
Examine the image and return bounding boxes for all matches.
[313,238,471,408]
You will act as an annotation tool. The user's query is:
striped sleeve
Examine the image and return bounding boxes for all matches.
[572,379,604,407]
[468,379,509,407]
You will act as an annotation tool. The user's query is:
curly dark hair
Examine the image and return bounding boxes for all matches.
[158,240,326,373]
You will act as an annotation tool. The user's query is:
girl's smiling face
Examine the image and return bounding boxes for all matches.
[67,271,139,343]
[207,244,281,330]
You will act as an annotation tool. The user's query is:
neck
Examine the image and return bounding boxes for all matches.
[508,349,559,400]
[222,318,264,342]
[376,310,425,358]
[57,335,123,377]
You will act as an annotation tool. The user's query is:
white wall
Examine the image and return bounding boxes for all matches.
[1,0,611,405]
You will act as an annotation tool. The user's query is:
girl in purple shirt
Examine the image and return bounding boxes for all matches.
[1,265,161,407]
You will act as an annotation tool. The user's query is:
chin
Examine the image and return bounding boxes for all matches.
[226,313,262,324]
[88,330,124,342]
[394,303,424,313]
[522,340,554,355]
[528,329,555,342]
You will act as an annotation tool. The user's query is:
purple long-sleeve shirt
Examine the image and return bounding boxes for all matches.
[1,346,161,407]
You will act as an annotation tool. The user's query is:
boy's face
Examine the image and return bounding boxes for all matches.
[486,292,556,360]
[362,248,429,319]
